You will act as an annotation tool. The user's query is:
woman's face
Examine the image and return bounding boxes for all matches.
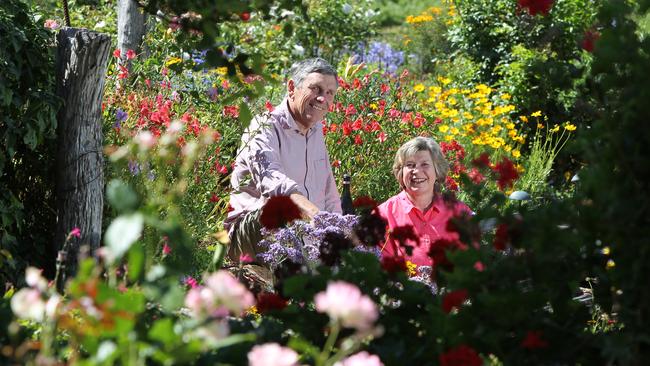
[401,150,437,198]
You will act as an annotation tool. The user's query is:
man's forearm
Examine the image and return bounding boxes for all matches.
[289,193,320,220]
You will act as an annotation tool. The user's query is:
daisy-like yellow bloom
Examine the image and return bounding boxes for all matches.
[215,67,229,75]
[447,97,457,105]
[370,103,378,110]
[550,124,561,133]
[437,76,452,85]
[462,112,474,119]
[165,57,182,67]
[429,6,442,15]
[406,261,417,276]
[537,123,545,129]
[501,93,512,100]
[438,125,450,133]
[414,84,425,92]
[564,123,577,131]
[606,259,616,269]
[602,246,611,255]
[450,127,460,135]
[512,150,521,158]
[531,110,542,117]
[519,115,529,123]
[429,85,442,94]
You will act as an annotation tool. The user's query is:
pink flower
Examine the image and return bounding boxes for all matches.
[314,281,378,331]
[44,19,60,30]
[184,276,199,289]
[126,49,136,60]
[335,351,384,366]
[184,270,255,318]
[70,227,81,238]
[113,49,121,59]
[162,243,172,255]
[239,253,253,264]
[26,267,47,291]
[11,288,45,321]
[247,343,299,366]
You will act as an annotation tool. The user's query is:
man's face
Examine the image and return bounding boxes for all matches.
[287,72,337,132]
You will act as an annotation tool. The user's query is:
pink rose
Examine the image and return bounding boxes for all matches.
[204,270,254,315]
[335,351,384,366]
[44,19,60,30]
[314,281,378,331]
[247,343,299,366]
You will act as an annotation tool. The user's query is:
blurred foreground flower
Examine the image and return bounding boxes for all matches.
[247,343,299,366]
[315,281,378,331]
[335,351,384,366]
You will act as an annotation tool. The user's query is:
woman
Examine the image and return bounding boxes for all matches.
[377,137,472,267]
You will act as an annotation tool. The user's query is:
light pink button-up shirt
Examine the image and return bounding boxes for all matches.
[225,99,342,231]
[377,191,472,266]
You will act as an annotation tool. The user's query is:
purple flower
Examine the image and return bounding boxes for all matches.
[354,41,404,74]
[115,108,128,128]
[128,160,141,176]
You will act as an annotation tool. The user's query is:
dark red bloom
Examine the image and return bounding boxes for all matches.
[352,196,378,210]
[493,158,519,190]
[442,289,468,313]
[381,256,408,274]
[517,0,554,16]
[521,330,549,349]
[256,292,288,313]
[239,12,251,21]
[471,152,491,169]
[390,225,419,246]
[468,168,485,184]
[493,223,509,250]
[439,344,482,366]
[209,194,219,203]
[428,238,464,271]
[445,176,459,191]
[260,196,302,229]
[581,29,600,53]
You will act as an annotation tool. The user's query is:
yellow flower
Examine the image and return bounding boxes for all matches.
[462,112,474,119]
[601,246,611,255]
[438,125,450,133]
[512,150,521,158]
[165,57,182,67]
[550,124,560,133]
[370,103,378,110]
[606,259,616,269]
[450,127,460,135]
[429,85,442,94]
[531,111,542,117]
[413,84,425,92]
[519,116,528,123]
[564,123,577,131]
[537,123,545,129]
[406,261,417,276]
[437,76,451,85]
[501,93,512,100]
[428,7,442,15]
[215,67,228,75]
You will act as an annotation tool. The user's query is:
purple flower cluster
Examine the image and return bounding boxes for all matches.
[354,41,404,74]
[257,212,359,268]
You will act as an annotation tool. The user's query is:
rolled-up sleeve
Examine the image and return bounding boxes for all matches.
[240,119,299,198]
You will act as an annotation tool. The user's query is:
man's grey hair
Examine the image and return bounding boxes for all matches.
[392,136,449,190]
[288,58,338,88]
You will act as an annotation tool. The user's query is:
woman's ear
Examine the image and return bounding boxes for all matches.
[287,79,295,98]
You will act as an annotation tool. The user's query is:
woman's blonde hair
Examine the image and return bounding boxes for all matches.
[392,136,449,190]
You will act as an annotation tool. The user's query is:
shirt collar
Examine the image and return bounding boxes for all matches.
[398,190,441,215]
[275,99,316,136]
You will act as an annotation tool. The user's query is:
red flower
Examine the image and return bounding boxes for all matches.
[521,330,549,349]
[256,292,288,313]
[209,194,220,203]
[390,225,419,246]
[162,243,172,255]
[442,289,468,313]
[439,344,482,366]
[353,135,363,145]
[260,196,303,229]
[517,0,554,16]
[377,131,387,143]
[345,104,357,117]
[581,29,600,53]
[239,12,250,21]
[493,158,519,190]
[381,256,408,274]
[352,196,378,210]
[223,105,240,119]
[468,168,485,184]
[265,101,275,112]
[493,223,509,250]
[445,176,459,191]
[428,238,464,271]
[471,152,491,169]
[113,48,121,58]
[380,83,390,94]
[126,49,136,60]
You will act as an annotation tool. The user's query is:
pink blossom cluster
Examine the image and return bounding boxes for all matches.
[314,281,378,331]
[10,267,60,322]
[247,343,299,366]
[184,270,255,318]
[334,351,384,366]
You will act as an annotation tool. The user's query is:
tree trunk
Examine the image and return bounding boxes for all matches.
[55,28,110,283]
[117,0,147,70]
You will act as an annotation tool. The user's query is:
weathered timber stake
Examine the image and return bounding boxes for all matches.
[55,27,110,282]
[117,0,147,71]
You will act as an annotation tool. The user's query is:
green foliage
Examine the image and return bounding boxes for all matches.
[374,0,442,26]
[0,0,60,283]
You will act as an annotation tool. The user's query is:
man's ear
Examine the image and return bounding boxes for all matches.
[287,79,295,98]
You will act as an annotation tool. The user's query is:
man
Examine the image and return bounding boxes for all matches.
[225,58,342,266]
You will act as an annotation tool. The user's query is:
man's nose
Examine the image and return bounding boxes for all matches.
[316,95,325,103]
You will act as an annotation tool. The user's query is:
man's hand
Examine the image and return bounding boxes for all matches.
[289,193,320,220]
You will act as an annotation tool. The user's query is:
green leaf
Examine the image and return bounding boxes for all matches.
[149,318,178,346]
[104,213,144,264]
[238,101,253,130]
[127,244,145,282]
[106,179,140,213]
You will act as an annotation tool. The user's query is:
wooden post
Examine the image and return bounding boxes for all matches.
[117,0,147,71]
[55,28,110,282]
